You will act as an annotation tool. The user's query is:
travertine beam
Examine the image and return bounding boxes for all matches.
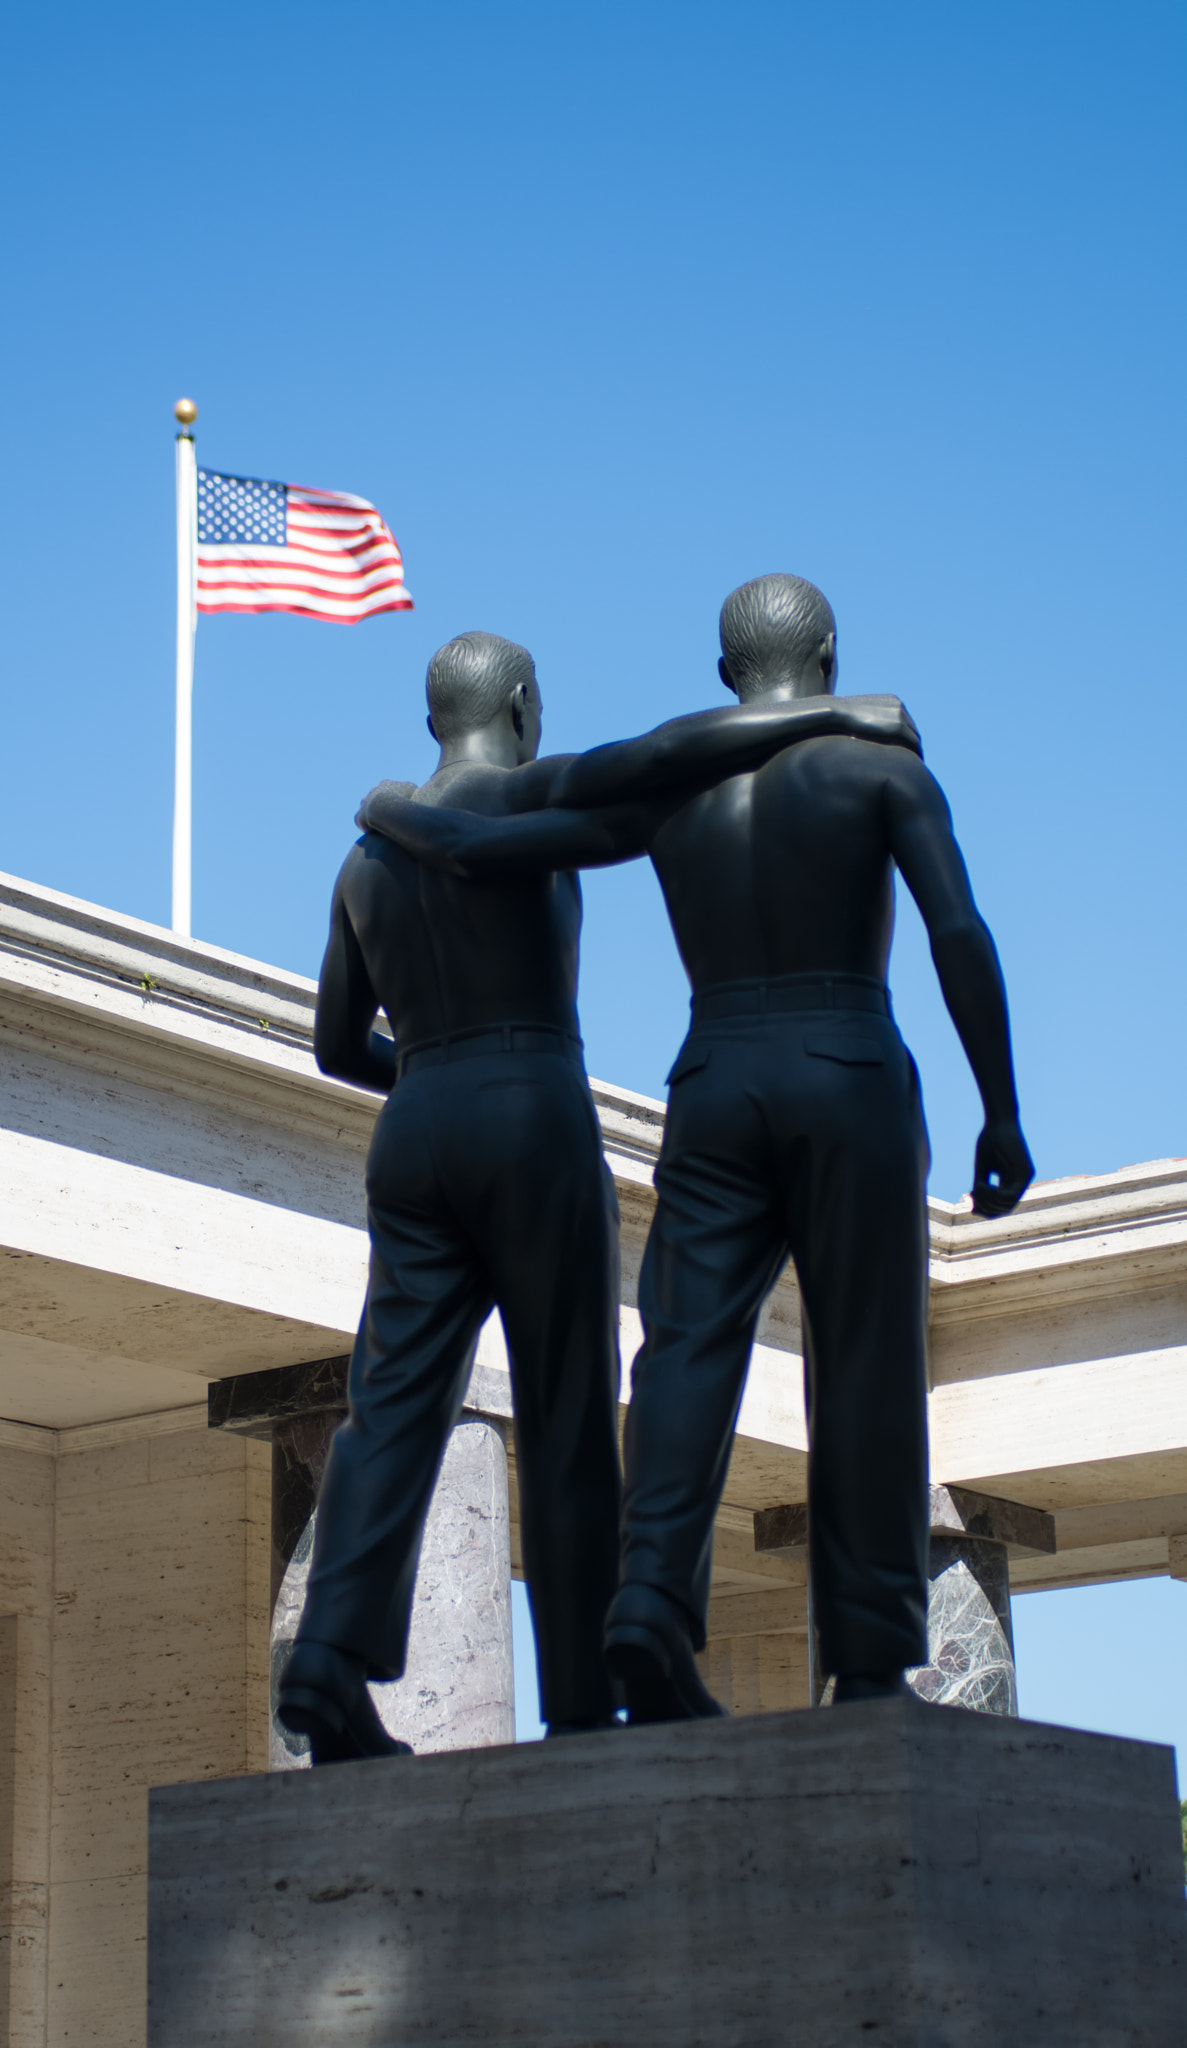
[710,1511,806,1588]
[928,1347,1187,1506]
[705,1587,810,1640]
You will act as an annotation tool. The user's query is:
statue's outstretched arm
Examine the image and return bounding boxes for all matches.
[885,756,1033,1219]
[313,865,398,1093]
[355,793,652,877]
[547,693,922,811]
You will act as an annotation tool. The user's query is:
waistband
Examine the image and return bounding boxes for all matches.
[691,972,892,1025]
[394,1022,584,1082]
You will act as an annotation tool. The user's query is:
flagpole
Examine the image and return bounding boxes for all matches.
[172,398,198,936]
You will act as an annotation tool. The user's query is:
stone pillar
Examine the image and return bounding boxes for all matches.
[271,1419,513,1766]
[271,1409,341,1612]
[908,1529,1016,1714]
[755,1487,1056,1715]
[907,1486,1056,1716]
[208,1362,515,1768]
[377,1419,514,1752]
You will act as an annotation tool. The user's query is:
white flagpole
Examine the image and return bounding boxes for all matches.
[171,398,198,934]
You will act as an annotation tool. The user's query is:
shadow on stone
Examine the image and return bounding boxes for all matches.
[149,1697,1185,2048]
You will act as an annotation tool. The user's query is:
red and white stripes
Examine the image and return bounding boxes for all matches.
[196,479,412,622]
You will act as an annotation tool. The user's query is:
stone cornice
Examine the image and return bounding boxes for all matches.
[926,1159,1187,1320]
[0,870,317,1036]
[3,870,1185,1320]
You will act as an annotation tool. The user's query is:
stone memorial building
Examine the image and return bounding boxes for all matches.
[1,869,1185,2045]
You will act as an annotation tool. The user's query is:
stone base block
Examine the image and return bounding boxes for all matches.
[148,1699,1184,2047]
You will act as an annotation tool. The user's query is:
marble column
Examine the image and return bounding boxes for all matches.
[906,1486,1056,1715]
[208,1355,516,1769]
[271,1408,341,1611]
[755,1486,1056,1715]
[907,1528,1017,1714]
[207,1352,350,1616]
[271,1418,514,1769]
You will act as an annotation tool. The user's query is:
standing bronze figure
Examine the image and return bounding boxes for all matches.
[358,576,1033,1724]
[280,625,920,1758]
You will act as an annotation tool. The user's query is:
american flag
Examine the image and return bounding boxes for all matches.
[195,469,412,622]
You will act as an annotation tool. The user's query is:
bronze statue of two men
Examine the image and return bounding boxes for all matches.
[278,573,1033,1762]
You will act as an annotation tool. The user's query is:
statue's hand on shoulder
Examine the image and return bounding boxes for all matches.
[356,781,418,832]
[834,695,922,757]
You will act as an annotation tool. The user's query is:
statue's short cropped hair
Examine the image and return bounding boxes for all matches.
[426,632,535,743]
[719,575,836,691]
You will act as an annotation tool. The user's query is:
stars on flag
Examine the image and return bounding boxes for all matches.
[195,469,412,622]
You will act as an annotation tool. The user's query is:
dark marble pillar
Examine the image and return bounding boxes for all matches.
[911,1529,1017,1714]
[908,1486,1056,1716]
[209,1357,350,1765]
[270,1409,342,1612]
[755,1486,1056,1714]
[207,1354,350,1610]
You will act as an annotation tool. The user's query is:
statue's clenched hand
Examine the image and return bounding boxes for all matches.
[971,1118,1034,1219]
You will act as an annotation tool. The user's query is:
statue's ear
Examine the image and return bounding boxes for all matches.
[510,681,526,742]
[718,655,738,696]
[819,633,836,685]
[426,713,438,741]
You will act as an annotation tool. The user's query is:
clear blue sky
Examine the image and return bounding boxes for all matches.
[2,4,1184,1766]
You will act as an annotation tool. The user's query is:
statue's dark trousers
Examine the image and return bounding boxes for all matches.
[620,978,931,1680]
[297,1031,622,1726]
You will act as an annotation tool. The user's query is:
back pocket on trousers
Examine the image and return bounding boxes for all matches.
[803,1034,885,1066]
[665,1042,712,1087]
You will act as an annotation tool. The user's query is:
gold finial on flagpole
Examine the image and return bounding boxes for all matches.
[173,397,198,432]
